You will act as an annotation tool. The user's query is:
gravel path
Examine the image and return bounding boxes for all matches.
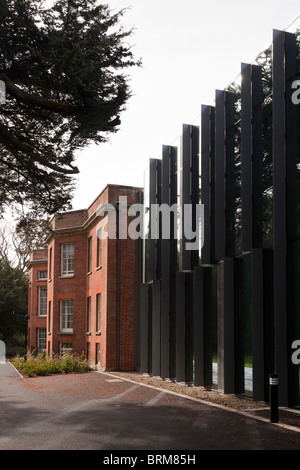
[104,371,269,411]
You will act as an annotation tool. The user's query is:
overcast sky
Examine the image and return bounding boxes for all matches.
[68,1,300,210]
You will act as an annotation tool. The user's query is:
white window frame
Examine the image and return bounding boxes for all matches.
[87,296,91,333]
[88,236,92,273]
[96,293,101,333]
[38,270,48,280]
[48,300,51,332]
[61,243,74,276]
[38,328,46,353]
[97,228,102,268]
[49,247,52,279]
[59,342,73,356]
[38,286,47,317]
[96,343,100,365]
[60,299,73,332]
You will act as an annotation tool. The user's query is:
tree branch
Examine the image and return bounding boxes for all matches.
[0,73,72,114]
[0,122,79,175]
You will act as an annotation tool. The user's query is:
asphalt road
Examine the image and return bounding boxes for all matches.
[1,361,300,454]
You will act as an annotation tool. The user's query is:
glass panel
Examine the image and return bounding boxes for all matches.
[62,243,74,275]
[243,255,252,394]
[96,343,100,365]
[38,328,46,352]
[38,270,48,280]
[97,229,102,267]
[255,46,273,248]
[87,297,91,332]
[60,342,73,356]
[39,287,47,316]
[226,76,242,256]
[61,300,73,331]
[209,265,218,389]
[96,293,101,332]
[235,254,252,396]
[88,237,92,272]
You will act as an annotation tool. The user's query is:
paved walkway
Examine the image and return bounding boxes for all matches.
[1,361,300,451]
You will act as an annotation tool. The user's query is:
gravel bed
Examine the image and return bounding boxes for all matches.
[104,371,269,411]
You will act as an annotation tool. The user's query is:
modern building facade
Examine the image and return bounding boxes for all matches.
[27,184,142,371]
[139,27,300,408]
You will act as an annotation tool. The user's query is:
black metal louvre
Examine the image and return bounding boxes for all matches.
[139,27,300,408]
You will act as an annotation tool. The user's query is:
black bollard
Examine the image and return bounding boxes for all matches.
[269,373,279,423]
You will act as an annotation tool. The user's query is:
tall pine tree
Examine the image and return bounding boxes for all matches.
[0,0,140,216]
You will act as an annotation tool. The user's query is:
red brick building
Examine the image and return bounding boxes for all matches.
[27,248,48,354]
[27,184,142,371]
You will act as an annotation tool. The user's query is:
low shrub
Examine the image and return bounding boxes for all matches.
[10,352,91,377]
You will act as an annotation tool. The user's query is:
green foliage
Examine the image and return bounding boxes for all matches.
[5,333,26,357]
[0,0,140,216]
[11,352,91,376]
[0,257,28,344]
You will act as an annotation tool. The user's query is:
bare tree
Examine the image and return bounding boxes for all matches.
[0,217,50,272]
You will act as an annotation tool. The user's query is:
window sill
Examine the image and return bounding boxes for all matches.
[87,271,92,276]
[96,332,101,336]
[96,266,102,271]
[86,332,91,336]
[59,274,74,279]
[57,331,74,335]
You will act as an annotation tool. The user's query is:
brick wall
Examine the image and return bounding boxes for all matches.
[27,249,48,352]
[28,185,142,372]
